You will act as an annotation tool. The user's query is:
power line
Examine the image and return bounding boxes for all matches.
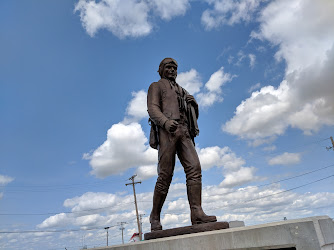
[0,200,136,216]
[2,163,333,216]
[2,173,333,235]
[0,178,126,189]
[161,174,334,215]
[242,174,334,203]
[159,163,334,201]
[240,137,331,162]
[0,226,114,234]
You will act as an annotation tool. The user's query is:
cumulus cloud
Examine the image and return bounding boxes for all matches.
[136,165,157,181]
[124,90,148,122]
[198,146,245,171]
[177,69,203,95]
[248,82,261,93]
[220,167,258,187]
[83,122,157,178]
[268,152,301,166]
[74,0,190,38]
[196,67,234,107]
[36,181,334,233]
[223,0,334,142]
[148,0,190,21]
[201,0,262,30]
[197,146,260,187]
[37,191,152,230]
[74,0,152,38]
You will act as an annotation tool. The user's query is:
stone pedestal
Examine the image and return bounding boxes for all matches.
[89,216,334,250]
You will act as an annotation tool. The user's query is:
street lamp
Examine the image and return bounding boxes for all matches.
[104,227,110,246]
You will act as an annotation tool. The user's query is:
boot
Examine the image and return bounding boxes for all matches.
[150,188,167,231]
[187,184,217,225]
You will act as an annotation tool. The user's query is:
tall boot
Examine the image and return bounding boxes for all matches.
[187,184,217,225]
[150,187,167,231]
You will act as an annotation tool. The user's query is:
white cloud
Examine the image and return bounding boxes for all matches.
[248,53,256,68]
[201,0,262,30]
[74,0,152,38]
[37,213,71,229]
[223,0,334,142]
[219,167,258,187]
[37,191,147,230]
[83,122,157,178]
[196,67,234,107]
[74,0,190,38]
[148,0,190,21]
[198,146,245,171]
[197,146,260,187]
[0,174,14,185]
[33,180,334,247]
[268,152,301,166]
[124,90,148,122]
[177,69,203,95]
[135,165,157,181]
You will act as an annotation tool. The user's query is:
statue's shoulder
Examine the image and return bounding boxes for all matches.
[149,79,167,89]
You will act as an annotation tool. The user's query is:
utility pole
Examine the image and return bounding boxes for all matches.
[326,136,334,151]
[119,222,126,244]
[126,175,142,240]
[104,226,110,246]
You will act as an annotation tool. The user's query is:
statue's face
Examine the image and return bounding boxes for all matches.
[162,63,177,81]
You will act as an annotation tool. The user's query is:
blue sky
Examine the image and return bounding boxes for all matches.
[1,0,334,249]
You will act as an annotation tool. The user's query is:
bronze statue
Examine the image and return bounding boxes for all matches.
[147,58,217,232]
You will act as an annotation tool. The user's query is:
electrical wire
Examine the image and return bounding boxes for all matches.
[1,163,333,216]
[161,174,334,215]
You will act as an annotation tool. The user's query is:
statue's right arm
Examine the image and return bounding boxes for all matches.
[147,83,169,128]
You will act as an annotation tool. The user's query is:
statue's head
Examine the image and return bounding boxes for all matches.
[158,58,178,81]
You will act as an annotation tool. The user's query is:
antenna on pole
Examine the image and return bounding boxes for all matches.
[118,222,126,244]
[126,175,142,240]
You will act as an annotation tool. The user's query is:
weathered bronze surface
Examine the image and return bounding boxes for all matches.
[144,221,229,240]
[147,58,219,233]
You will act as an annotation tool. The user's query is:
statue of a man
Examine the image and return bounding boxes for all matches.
[147,58,217,231]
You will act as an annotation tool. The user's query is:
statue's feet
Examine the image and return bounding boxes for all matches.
[191,215,217,225]
[150,215,163,231]
[191,206,217,225]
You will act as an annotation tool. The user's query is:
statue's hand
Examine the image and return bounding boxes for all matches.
[186,95,198,106]
[164,120,179,133]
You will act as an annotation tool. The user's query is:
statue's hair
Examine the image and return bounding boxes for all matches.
[158,58,178,77]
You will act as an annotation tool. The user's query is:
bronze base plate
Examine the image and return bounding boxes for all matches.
[144,221,229,240]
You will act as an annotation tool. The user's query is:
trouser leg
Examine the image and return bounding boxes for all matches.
[150,128,176,231]
[177,125,216,225]
[176,125,202,186]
